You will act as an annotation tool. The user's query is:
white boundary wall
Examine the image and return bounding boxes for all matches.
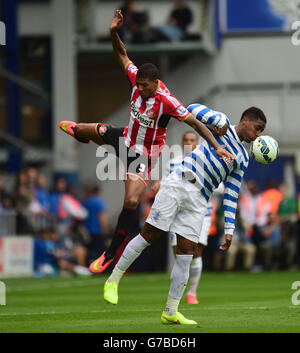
[0,237,34,278]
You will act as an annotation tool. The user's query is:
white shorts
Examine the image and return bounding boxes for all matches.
[146,172,208,244]
[170,213,211,247]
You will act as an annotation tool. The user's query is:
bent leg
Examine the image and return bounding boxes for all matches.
[124,175,147,209]
[105,177,147,260]
[107,223,163,284]
[74,123,106,145]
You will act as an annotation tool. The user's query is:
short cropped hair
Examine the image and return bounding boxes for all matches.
[240,107,267,124]
[182,130,198,141]
[137,63,160,81]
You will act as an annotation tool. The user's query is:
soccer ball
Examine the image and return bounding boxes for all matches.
[250,136,279,164]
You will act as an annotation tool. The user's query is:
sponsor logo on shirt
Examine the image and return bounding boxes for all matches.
[128,64,138,74]
[131,102,155,128]
[176,105,188,117]
[153,210,161,221]
[146,109,155,118]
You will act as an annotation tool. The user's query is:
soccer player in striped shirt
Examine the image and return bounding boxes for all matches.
[153,131,212,305]
[103,105,266,325]
[58,10,233,273]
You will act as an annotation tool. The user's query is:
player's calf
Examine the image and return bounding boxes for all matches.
[73,123,102,145]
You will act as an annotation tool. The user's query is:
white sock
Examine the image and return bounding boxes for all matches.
[108,234,150,283]
[107,266,125,284]
[164,296,180,316]
[166,254,193,315]
[188,257,202,296]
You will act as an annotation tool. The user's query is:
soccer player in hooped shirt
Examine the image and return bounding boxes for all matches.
[103,105,266,325]
[162,131,225,306]
[58,10,234,273]
[153,131,214,305]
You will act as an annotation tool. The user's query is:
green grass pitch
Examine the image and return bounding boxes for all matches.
[0,271,300,333]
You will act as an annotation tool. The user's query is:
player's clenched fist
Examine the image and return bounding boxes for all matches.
[219,234,232,251]
[110,10,124,32]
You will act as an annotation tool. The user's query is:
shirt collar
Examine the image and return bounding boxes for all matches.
[232,125,242,144]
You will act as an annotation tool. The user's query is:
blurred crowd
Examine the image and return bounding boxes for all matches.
[0,168,108,278]
[116,0,196,44]
[1,166,300,276]
[202,179,300,272]
[141,178,300,272]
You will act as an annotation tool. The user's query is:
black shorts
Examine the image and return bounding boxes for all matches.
[96,124,155,184]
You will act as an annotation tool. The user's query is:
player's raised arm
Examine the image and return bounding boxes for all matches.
[184,113,234,162]
[110,10,131,72]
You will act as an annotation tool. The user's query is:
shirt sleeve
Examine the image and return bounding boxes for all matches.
[165,95,190,121]
[223,163,247,236]
[188,103,227,129]
[126,62,138,87]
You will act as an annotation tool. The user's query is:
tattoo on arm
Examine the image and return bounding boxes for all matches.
[111,30,127,62]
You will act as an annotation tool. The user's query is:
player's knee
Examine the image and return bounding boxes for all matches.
[194,244,203,257]
[177,243,194,255]
[124,196,138,210]
[141,222,163,243]
[176,234,194,255]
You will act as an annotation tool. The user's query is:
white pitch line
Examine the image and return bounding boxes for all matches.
[0,309,153,317]
[2,275,167,293]
[0,306,296,317]
[5,279,102,292]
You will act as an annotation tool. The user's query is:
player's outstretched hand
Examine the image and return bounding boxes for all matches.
[219,234,232,251]
[215,145,235,165]
[110,10,123,32]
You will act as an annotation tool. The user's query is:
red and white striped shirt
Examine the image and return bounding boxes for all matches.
[123,62,190,158]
